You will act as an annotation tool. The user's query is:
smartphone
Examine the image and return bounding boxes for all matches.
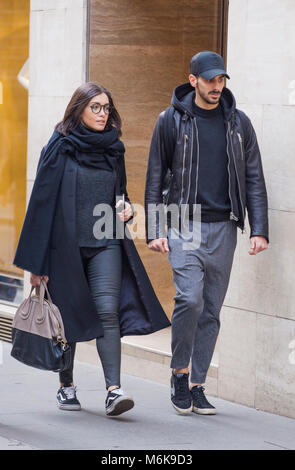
[116,194,125,214]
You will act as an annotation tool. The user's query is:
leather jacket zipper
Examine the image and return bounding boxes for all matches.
[180,133,188,205]
[226,124,239,222]
[193,117,200,207]
[237,132,244,160]
[185,119,194,207]
[166,171,173,205]
[229,123,245,223]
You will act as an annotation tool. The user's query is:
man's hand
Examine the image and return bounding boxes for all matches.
[148,238,169,254]
[248,236,268,255]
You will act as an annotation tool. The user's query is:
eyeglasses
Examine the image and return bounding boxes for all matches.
[89,103,112,114]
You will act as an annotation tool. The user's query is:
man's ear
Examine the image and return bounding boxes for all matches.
[189,74,198,87]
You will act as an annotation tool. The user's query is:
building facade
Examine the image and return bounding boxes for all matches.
[0,0,294,418]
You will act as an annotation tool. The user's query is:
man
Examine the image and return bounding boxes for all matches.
[144,51,268,415]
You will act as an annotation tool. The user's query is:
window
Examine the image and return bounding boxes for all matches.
[0,1,30,305]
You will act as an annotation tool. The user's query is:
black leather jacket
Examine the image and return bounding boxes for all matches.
[145,83,269,243]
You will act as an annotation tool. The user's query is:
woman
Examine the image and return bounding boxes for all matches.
[13,82,170,417]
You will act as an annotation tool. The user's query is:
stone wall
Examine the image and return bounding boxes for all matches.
[219,0,295,418]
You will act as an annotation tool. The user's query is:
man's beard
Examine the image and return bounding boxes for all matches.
[197,84,221,104]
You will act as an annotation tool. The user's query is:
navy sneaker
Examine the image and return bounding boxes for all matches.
[105,388,134,416]
[191,385,216,415]
[56,385,81,411]
[170,372,192,415]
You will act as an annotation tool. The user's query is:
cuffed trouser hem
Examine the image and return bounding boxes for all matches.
[189,376,206,384]
[170,359,190,370]
[170,364,206,384]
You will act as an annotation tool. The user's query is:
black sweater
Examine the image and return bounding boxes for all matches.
[76,165,119,247]
[190,101,231,222]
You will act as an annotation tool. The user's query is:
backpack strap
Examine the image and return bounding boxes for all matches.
[162,106,176,169]
[160,106,176,203]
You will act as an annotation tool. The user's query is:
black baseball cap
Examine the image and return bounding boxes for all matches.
[190,51,230,80]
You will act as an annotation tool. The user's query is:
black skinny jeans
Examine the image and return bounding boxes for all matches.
[59,242,122,389]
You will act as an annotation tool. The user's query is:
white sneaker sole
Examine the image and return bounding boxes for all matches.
[106,396,134,416]
[56,400,81,411]
[171,402,193,415]
[193,406,216,415]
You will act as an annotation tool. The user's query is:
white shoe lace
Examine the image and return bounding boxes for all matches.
[111,387,124,396]
[62,386,77,400]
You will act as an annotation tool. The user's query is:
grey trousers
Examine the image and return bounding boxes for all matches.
[168,219,237,384]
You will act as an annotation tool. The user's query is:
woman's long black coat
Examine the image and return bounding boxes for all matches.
[14,135,170,342]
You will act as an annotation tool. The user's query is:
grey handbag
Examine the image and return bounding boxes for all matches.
[11,278,71,372]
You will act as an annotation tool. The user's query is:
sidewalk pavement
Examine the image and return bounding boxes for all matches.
[0,341,294,451]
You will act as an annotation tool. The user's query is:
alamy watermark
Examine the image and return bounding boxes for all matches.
[92,197,202,250]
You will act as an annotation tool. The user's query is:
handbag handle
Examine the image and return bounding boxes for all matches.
[35,279,54,325]
[18,286,36,320]
[35,279,48,324]
[18,280,67,345]
[39,278,53,303]
[18,281,48,323]
[19,283,43,320]
[38,279,67,344]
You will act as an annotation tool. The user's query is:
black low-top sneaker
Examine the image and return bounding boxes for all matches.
[105,388,134,416]
[191,385,216,415]
[56,386,81,411]
[170,372,193,415]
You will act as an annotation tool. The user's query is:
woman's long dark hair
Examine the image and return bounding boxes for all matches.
[55,82,122,137]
